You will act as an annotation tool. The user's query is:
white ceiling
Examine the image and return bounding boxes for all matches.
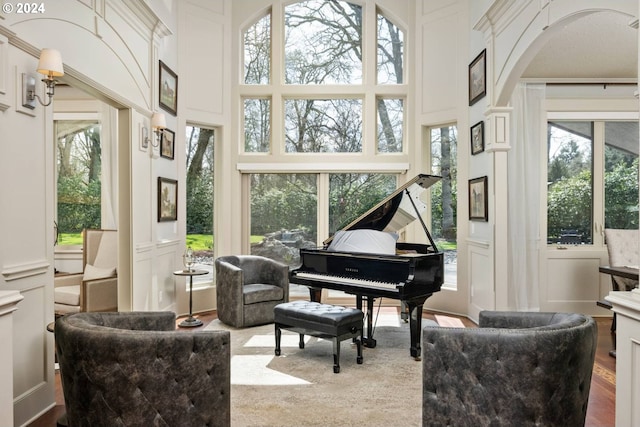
[522,11,638,81]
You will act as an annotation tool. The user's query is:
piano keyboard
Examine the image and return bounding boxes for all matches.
[293,272,399,290]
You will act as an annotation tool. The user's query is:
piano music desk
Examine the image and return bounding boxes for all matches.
[274,301,364,373]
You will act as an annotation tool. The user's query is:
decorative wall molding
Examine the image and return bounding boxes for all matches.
[135,242,155,253]
[2,260,49,281]
[0,33,8,103]
[237,163,411,173]
[485,107,512,152]
[116,0,173,38]
[466,238,490,249]
[0,290,23,316]
[157,239,180,249]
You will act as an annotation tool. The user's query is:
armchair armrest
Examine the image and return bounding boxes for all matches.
[82,276,117,312]
[55,273,83,288]
[215,260,244,303]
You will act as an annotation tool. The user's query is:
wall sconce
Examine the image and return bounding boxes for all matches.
[149,112,166,147]
[22,48,64,109]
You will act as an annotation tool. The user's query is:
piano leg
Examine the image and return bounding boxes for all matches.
[309,287,322,302]
[358,296,377,348]
[400,301,409,322]
[406,297,429,361]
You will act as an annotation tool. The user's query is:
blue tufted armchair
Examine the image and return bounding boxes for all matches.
[422,311,597,427]
[55,311,230,427]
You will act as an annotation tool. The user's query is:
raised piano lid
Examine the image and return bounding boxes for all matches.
[323,173,442,249]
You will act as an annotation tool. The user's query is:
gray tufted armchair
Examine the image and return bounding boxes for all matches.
[55,311,230,427]
[422,311,597,427]
[215,255,289,328]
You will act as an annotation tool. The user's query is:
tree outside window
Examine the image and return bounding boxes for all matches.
[185,125,215,277]
[430,125,457,286]
[242,2,415,294]
[55,120,102,245]
[547,120,638,245]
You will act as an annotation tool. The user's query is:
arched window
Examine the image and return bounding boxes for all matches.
[241,2,415,303]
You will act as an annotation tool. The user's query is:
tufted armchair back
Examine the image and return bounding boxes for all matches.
[422,311,597,427]
[604,228,639,291]
[55,311,230,427]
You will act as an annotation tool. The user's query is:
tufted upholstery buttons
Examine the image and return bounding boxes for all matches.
[274,301,364,373]
[421,311,597,427]
[55,311,231,427]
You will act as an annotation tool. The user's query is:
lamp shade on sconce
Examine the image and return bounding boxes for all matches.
[151,112,167,130]
[36,48,64,77]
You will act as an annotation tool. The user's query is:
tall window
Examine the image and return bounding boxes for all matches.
[185,125,215,282]
[430,125,458,286]
[249,173,397,298]
[250,174,317,298]
[242,1,406,154]
[547,120,638,245]
[242,2,413,293]
[604,122,639,229]
[55,119,102,245]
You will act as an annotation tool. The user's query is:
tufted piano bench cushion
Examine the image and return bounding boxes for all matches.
[274,301,364,373]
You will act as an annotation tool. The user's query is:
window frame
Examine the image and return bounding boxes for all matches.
[53,111,103,249]
[546,111,639,249]
[238,2,411,165]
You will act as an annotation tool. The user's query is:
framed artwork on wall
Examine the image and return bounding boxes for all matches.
[160,128,175,160]
[470,121,485,155]
[468,49,486,106]
[469,176,488,221]
[158,177,178,222]
[159,60,178,115]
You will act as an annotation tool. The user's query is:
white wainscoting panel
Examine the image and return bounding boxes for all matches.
[468,239,493,321]
[606,291,640,427]
[544,255,603,314]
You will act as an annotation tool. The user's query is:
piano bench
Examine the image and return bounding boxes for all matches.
[274,301,364,373]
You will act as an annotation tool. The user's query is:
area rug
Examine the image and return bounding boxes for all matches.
[204,307,425,427]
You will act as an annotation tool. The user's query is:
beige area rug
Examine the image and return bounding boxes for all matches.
[204,308,426,427]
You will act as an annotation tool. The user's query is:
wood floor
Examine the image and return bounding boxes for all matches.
[27,312,616,427]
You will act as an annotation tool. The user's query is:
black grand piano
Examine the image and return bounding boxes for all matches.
[290,174,444,360]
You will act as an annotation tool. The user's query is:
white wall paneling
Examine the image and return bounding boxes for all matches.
[0,291,23,427]
[180,1,225,122]
[467,238,493,322]
[145,239,180,313]
[0,33,8,111]
[606,290,640,426]
[543,249,610,315]
[11,283,54,427]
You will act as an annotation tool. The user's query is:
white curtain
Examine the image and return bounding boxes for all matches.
[507,83,545,311]
[100,105,118,230]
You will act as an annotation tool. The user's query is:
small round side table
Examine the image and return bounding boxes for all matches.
[173,269,208,328]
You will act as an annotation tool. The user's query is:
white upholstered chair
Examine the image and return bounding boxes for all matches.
[598,229,639,347]
[604,228,639,292]
[54,229,118,315]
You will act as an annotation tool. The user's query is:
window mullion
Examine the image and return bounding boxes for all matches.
[362,3,377,156]
[592,121,605,246]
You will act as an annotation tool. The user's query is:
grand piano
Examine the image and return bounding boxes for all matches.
[290,174,444,360]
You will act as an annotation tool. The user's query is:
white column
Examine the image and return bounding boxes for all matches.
[0,290,24,427]
[485,108,512,310]
[606,289,640,427]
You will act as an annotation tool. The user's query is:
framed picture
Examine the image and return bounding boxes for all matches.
[469,49,486,106]
[469,176,488,221]
[160,128,175,160]
[159,60,178,115]
[470,121,485,155]
[158,177,178,222]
